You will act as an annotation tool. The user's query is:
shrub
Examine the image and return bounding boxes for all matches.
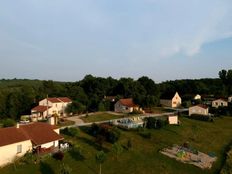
[53,151,64,161]
[61,127,79,137]
[189,114,213,122]
[145,117,167,129]
[138,128,151,139]
[2,118,16,127]
[90,123,120,144]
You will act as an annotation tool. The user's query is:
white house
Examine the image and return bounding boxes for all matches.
[31,97,72,121]
[228,96,232,103]
[160,92,182,108]
[194,94,201,100]
[212,99,228,108]
[189,104,209,116]
[0,122,63,167]
[114,98,139,113]
[168,115,179,125]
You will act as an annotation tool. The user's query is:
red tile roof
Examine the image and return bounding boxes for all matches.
[0,127,29,147]
[47,97,72,103]
[32,105,50,112]
[0,122,63,147]
[20,122,63,146]
[195,104,208,109]
[58,97,72,103]
[119,98,138,107]
[47,98,62,103]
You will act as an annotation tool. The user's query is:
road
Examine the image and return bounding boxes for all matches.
[63,110,182,128]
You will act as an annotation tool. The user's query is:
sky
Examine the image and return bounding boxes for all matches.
[0,0,232,83]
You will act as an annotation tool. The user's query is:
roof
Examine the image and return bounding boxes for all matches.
[58,97,72,103]
[118,98,138,107]
[47,97,72,103]
[31,105,50,112]
[213,98,228,102]
[0,122,63,147]
[191,104,208,109]
[0,127,29,147]
[20,122,63,146]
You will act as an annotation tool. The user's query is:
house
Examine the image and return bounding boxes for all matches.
[114,98,139,113]
[189,104,209,116]
[212,99,228,108]
[168,115,179,125]
[0,122,63,167]
[160,92,182,108]
[31,97,72,121]
[228,96,232,103]
[194,94,201,100]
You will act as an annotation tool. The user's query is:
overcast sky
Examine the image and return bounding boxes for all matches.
[0,0,232,82]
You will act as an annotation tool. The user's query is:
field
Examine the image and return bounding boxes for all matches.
[1,116,232,174]
[81,112,125,123]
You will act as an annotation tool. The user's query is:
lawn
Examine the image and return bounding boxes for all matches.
[81,113,125,123]
[1,116,232,174]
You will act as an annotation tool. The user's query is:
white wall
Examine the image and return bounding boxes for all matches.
[41,141,59,148]
[212,100,228,108]
[168,116,178,124]
[0,140,32,167]
[189,106,208,116]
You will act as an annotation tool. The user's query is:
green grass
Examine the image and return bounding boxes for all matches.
[1,116,232,174]
[81,113,125,123]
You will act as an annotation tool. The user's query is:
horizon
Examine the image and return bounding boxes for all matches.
[0,0,232,82]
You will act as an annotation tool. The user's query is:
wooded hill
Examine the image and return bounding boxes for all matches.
[0,69,231,120]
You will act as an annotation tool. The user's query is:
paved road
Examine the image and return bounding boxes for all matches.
[64,111,178,128]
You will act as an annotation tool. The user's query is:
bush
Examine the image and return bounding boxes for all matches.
[2,118,16,127]
[90,123,120,144]
[189,114,213,122]
[145,117,167,129]
[138,128,151,139]
[53,151,64,161]
[61,127,79,137]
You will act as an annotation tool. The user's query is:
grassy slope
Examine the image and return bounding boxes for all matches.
[1,116,232,174]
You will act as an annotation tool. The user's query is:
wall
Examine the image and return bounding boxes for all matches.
[189,106,208,116]
[212,100,228,108]
[0,140,32,167]
[41,141,59,148]
[168,116,178,124]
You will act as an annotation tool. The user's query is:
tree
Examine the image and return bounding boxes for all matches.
[219,69,232,95]
[95,151,107,174]
[112,143,123,160]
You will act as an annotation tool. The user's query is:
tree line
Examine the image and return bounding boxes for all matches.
[0,69,231,120]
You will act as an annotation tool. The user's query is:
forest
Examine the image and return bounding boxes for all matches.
[0,69,231,120]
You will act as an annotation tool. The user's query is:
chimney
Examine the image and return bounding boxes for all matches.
[16,123,20,128]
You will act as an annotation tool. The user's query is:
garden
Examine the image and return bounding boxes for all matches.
[1,116,232,174]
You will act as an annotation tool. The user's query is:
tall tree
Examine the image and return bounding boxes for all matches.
[95,151,107,174]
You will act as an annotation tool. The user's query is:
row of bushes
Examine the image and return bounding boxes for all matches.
[210,105,232,117]
[145,117,168,129]
[188,114,213,122]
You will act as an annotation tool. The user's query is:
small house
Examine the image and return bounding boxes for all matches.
[194,94,201,100]
[212,99,228,108]
[189,104,209,116]
[168,115,179,125]
[160,92,182,108]
[0,122,63,167]
[114,98,139,113]
[228,96,232,103]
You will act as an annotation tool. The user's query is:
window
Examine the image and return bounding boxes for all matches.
[17,144,22,153]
